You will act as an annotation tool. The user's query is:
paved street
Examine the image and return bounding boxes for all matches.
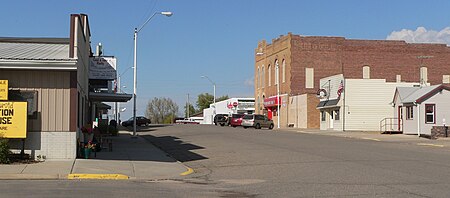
[3,125,450,197]
[140,125,450,197]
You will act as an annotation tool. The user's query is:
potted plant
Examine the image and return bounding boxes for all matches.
[84,141,96,159]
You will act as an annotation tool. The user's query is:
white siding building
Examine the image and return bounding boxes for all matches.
[203,98,255,124]
[317,74,418,131]
[393,85,450,136]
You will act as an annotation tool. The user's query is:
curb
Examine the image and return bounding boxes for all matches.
[0,174,61,180]
[180,167,194,176]
[67,174,129,180]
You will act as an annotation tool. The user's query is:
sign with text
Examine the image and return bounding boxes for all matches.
[0,102,27,138]
[0,80,7,100]
[89,57,117,80]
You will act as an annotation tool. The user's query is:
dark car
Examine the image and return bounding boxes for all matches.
[121,116,151,127]
[214,114,229,126]
[241,114,274,129]
[230,114,244,127]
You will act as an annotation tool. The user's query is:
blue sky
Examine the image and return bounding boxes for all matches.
[1,0,450,119]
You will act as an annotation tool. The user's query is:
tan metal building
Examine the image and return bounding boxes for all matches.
[0,14,131,159]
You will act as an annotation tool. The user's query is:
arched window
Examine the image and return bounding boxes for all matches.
[262,66,265,88]
[282,59,286,83]
[256,67,259,89]
[268,64,272,86]
[363,65,370,79]
[274,60,279,85]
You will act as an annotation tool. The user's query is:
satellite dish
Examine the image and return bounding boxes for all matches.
[316,89,327,98]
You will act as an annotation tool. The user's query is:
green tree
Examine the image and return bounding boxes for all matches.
[196,93,229,112]
[146,97,179,124]
[184,103,196,118]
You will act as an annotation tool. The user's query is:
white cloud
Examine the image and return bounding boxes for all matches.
[386,27,450,45]
[244,77,254,86]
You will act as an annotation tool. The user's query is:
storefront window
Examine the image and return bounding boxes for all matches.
[321,111,325,121]
[334,109,340,121]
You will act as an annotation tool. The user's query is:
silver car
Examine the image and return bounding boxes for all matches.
[241,114,274,129]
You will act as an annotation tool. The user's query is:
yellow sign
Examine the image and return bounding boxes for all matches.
[0,80,7,100]
[0,102,27,138]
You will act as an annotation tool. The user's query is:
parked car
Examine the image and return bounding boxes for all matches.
[230,114,244,127]
[241,114,274,129]
[121,116,151,127]
[214,114,229,126]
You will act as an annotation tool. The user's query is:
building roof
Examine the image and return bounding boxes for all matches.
[0,40,72,61]
[397,85,450,104]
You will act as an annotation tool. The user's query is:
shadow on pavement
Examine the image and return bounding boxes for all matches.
[139,134,208,162]
[119,124,171,132]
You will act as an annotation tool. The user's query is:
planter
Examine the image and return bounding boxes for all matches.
[84,148,91,159]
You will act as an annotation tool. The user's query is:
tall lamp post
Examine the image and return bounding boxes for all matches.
[276,61,280,129]
[201,75,216,124]
[133,11,173,137]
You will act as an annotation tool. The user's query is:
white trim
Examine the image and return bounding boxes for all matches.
[0,60,77,70]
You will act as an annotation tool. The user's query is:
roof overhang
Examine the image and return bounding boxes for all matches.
[316,99,340,109]
[89,92,132,102]
[0,59,77,70]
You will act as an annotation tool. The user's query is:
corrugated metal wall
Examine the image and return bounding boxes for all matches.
[0,70,71,132]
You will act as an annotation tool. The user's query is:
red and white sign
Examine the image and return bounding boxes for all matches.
[264,96,281,108]
[227,103,233,109]
[233,102,238,107]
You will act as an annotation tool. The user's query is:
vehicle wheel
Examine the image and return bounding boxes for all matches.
[255,123,261,129]
[145,123,149,126]
[220,123,225,126]
[243,126,248,129]
[232,125,236,128]
[269,124,274,130]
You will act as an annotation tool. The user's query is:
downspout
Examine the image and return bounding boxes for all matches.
[416,102,420,137]
[343,79,346,132]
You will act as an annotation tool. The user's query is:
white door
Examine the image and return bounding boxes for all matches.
[329,110,334,129]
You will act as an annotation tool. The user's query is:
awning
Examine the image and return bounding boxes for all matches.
[316,99,340,109]
[96,103,111,110]
[89,92,132,102]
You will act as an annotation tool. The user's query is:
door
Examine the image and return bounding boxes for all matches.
[329,110,334,129]
[398,106,403,131]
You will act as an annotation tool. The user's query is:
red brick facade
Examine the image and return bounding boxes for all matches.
[255,33,450,128]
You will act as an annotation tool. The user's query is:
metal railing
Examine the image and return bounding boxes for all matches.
[380,118,402,134]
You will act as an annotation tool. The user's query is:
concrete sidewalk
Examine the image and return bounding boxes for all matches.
[0,131,190,180]
[282,128,450,147]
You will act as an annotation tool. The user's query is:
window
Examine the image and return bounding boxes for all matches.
[268,65,271,86]
[420,67,428,84]
[274,60,279,85]
[259,66,263,88]
[425,104,435,124]
[262,66,265,88]
[321,111,326,121]
[8,90,38,118]
[282,59,286,83]
[396,75,401,83]
[363,66,370,79]
[406,106,414,120]
[443,75,450,84]
[334,109,340,121]
[305,68,314,88]
[257,67,259,89]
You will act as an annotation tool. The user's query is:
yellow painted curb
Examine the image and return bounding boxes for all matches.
[180,168,194,176]
[67,174,129,180]
[417,143,444,148]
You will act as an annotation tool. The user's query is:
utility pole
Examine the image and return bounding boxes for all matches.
[186,93,190,118]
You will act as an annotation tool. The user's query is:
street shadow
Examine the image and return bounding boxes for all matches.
[119,124,172,132]
[139,134,208,162]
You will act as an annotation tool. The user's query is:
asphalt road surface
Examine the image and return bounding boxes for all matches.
[139,124,450,197]
[3,124,450,197]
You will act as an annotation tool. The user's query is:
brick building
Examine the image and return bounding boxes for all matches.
[254,33,450,129]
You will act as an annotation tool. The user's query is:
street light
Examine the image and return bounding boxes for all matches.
[133,11,172,137]
[201,75,216,124]
[275,61,280,129]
